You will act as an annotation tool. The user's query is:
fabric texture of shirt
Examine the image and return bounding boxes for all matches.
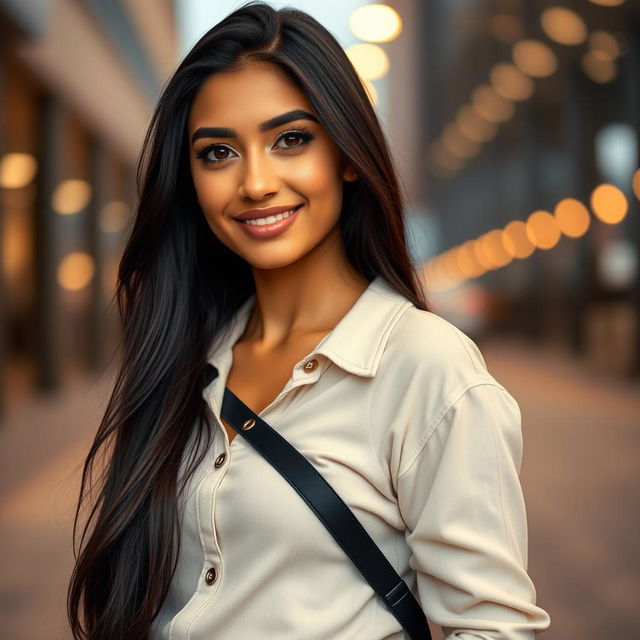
[152,275,551,639]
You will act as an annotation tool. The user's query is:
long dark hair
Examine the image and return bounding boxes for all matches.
[67,2,429,638]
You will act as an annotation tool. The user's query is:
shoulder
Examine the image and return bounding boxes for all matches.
[386,305,497,386]
[369,304,513,432]
[371,305,520,482]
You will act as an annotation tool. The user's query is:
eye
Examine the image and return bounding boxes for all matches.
[195,144,237,164]
[274,128,315,150]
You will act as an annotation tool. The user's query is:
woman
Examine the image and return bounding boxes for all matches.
[67,2,551,639]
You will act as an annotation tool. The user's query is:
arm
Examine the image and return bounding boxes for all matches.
[397,382,551,639]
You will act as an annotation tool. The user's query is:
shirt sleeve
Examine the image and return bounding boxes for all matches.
[396,382,551,639]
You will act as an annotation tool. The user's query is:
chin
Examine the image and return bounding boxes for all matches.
[246,257,303,271]
[242,246,312,271]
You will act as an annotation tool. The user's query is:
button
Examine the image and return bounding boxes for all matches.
[205,567,218,585]
[303,358,318,373]
[214,453,226,468]
[242,418,255,430]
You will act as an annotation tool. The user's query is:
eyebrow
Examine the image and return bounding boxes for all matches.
[191,109,319,144]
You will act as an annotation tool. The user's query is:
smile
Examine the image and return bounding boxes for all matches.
[235,204,303,239]
[240,207,298,226]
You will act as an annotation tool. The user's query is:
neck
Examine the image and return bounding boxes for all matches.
[242,227,369,350]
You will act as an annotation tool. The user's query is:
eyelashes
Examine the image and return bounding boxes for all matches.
[195,127,316,165]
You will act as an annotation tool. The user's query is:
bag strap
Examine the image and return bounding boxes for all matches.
[205,364,431,640]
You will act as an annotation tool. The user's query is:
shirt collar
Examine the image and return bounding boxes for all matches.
[207,275,414,378]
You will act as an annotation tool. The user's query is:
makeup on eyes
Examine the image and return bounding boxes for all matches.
[195,127,315,165]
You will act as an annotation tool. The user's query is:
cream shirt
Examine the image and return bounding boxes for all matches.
[152,276,551,639]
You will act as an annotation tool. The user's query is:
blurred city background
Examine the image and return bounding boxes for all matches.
[1,0,639,638]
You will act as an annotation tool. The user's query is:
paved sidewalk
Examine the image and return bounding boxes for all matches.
[0,367,114,640]
[1,338,638,639]
[479,337,640,640]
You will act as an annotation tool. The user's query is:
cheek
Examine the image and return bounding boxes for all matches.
[296,149,342,188]
[191,169,227,219]
[189,172,236,247]
[294,156,345,214]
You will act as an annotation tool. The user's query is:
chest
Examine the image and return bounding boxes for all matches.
[211,365,402,539]
[165,349,409,638]
[219,334,327,445]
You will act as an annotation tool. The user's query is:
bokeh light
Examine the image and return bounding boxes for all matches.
[456,241,486,278]
[99,201,131,233]
[57,251,95,291]
[582,52,618,83]
[590,184,628,224]
[345,43,389,80]
[481,229,513,267]
[632,168,640,200]
[512,40,558,77]
[490,63,535,101]
[588,0,626,6]
[472,85,515,123]
[472,237,495,270]
[554,198,591,238]
[526,210,561,249]
[52,179,92,215]
[442,123,481,159]
[598,238,638,289]
[503,220,536,259]
[541,7,587,45]
[456,105,498,142]
[0,153,38,189]
[589,31,621,61]
[349,4,402,43]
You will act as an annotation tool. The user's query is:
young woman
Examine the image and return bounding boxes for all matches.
[67,2,551,639]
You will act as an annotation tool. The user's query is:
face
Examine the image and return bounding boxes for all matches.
[187,63,357,270]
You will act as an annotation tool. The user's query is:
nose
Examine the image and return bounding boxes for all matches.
[238,146,280,200]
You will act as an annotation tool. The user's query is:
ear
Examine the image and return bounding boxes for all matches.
[343,164,358,182]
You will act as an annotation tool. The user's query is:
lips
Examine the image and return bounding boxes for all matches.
[234,204,303,222]
[236,204,302,226]
[234,204,303,239]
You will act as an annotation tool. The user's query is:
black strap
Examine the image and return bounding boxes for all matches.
[205,364,431,640]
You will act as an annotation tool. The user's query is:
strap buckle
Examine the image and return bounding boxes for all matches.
[384,580,411,609]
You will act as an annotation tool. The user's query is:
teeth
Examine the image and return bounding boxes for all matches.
[244,208,297,226]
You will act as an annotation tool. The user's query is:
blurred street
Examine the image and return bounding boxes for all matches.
[0,365,114,640]
[1,337,638,640]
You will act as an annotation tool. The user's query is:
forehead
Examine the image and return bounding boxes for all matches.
[188,64,314,131]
